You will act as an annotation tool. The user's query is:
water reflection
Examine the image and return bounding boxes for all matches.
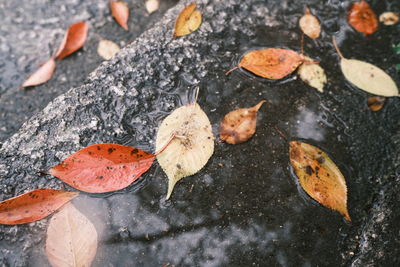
[292,108,326,142]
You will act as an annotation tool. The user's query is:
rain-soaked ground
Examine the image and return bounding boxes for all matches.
[0,0,400,266]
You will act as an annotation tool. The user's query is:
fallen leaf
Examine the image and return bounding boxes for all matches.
[333,37,399,97]
[22,58,56,87]
[348,0,378,35]
[367,96,385,111]
[228,48,304,79]
[0,189,78,225]
[97,39,120,60]
[110,1,129,30]
[46,203,97,267]
[56,21,88,60]
[299,7,321,39]
[145,0,160,14]
[220,100,266,144]
[379,12,399,25]
[289,141,351,221]
[174,3,202,37]
[49,144,155,193]
[156,102,214,199]
[297,58,327,92]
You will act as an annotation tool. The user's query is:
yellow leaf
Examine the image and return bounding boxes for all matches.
[289,141,351,222]
[174,3,202,37]
[299,8,321,39]
[97,40,120,60]
[297,60,327,92]
[156,102,214,199]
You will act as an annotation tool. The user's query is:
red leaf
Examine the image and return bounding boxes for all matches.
[56,21,88,60]
[0,189,78,225]
[49,144,155,193]
[110,1,129,30]
[22,58,56,87]
[348,0,378,35]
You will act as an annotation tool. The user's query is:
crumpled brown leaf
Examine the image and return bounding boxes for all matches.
[174,3,202,37]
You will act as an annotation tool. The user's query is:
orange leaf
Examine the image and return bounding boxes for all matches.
[367,96,385,111]
[0,189,78,225]
[22,58,56,87]
[299,7,321,39]
[110,1,129,30]
[56,21,88,60]
[49,144,155,193]
[348,0,378,35]
[220,100,266,144]
[174,3,202,37]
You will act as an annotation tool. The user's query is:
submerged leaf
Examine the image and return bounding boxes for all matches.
[174,3,202,37]
[46,203,97,267]
[22,58,56,87]
[56,21,88,60]
[49,144,155,193]
[379,12,399,25]
[367,96,385,111]
[110,1,129,30]
[348,0,378,35]
[297,59,327,92]
[289,141,351,221]
[220,100,266,144]
[156,103,214,199]
[145,0,160,14]
[97,39,120,60]
[0,189,78,225]
[299,7,321,39]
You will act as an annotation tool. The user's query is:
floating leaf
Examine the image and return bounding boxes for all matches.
[56,21,88,60]
[22,58,56,87]
[289,141,351,221]
[333,37,399,97]
[97,39,120,60]
[156,102,214,199]
[174,3,202,37]
[367,96,385,111]
[46,203,97,267]
[348,0,378,35]
[145,0,160,14]
[379,12,399,25]
[0,189,78,225]
[220,101,266,144]
[49,144,155,193]
[299,7,321,39]
[110,1,129,30]
[297,58,327,92]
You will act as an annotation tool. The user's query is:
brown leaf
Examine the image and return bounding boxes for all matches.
[299,7,321,39]
[367,96,385,111]
[110,1,129,30]
[289,141,351,221]
[174,3,202,37]
[348,0,378,35]
[56,21,88,60]
[22,58,56,87]
[220,100,266,144]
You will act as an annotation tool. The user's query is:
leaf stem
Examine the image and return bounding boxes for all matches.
[225,66,239,75]
[274,126,288,141]
[154,134,176,156]
[332,36,344,59]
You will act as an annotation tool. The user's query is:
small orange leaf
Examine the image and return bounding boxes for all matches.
[0,189,78,225]
[49,144,155,193]
[299,7,321,39]
[56,21,88,60]
[22,58,56,87]
[348,0,378,35]
[289,141,351,221]
[220,100,266,144]
[110,1,129,30]
[174,3,202,37]
[367,96,385,111]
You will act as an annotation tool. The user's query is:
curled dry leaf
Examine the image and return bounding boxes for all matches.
[0,189,78,225]
[174,3,202,37]
[297,58,327,92]
[220,100,266,144]
[22,58,56,87]
[299,7,321,39]
[46,203,97,267]
[56,21,88,60]
[367,96,385,111]
[379,12,399,25]
[333,37,399,97]
[97,39,120,60]
[156,102,214,199]
[49,144,155,193]
[348,0,378,35]
[289,141,351,221]
[145,0,160,14]
[110,1,129,30]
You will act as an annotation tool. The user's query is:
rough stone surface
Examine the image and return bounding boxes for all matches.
[0,0,399,266]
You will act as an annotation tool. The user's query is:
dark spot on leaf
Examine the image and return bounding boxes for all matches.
[108,148,115,154]
[177,164,182,169]
[316,156,325,164]
[97,146,101,150]
[305,165,314,175]
[131,149,139,155]
[98,176,104,179]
